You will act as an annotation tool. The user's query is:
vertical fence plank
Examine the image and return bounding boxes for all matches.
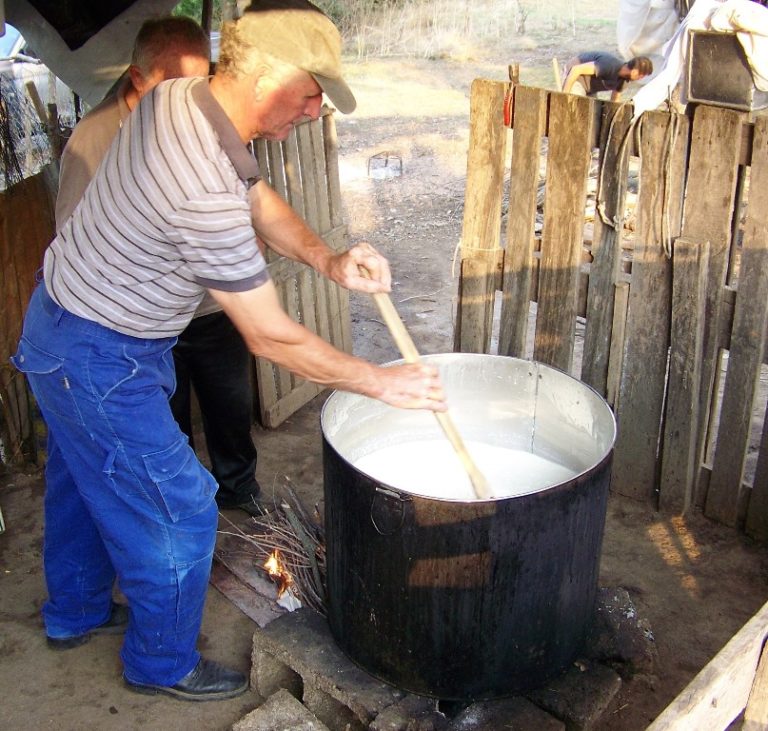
[455,79,507,354]
[747,409,768,542]
[499,85,547,358]
[533,92,594,372]
[706,117,768,527]
[582,102,633,395]
[612,110,689,501]
[678,106,745,500]
[606,281,629,409]
[660,238,709,514]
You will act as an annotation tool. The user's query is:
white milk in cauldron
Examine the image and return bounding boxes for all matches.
[353,439,577,500]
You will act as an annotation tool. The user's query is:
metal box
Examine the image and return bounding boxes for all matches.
[687,30,768,111]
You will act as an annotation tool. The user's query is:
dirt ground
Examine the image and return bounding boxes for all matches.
[2,20,768,731]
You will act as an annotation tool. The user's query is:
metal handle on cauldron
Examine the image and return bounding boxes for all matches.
[359,267,491,500]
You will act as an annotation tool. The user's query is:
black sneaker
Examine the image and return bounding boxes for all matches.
[124,658,248,702]
[47,602,129,651]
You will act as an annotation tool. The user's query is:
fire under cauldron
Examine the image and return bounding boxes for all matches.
[321,354,616,701]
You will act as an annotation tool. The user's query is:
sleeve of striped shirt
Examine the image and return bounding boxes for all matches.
[168,192,271,292]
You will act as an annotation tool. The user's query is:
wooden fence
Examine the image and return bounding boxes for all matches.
[0,108,351,461]
[455,80,768,541]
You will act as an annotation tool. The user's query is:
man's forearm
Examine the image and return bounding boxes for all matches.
[248,180,334,276]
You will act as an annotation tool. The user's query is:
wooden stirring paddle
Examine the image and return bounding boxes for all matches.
[361,270,491,499]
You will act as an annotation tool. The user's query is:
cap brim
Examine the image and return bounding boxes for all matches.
[312,72,356,114]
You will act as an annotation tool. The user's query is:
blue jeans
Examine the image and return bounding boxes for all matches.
[11,283,219,686]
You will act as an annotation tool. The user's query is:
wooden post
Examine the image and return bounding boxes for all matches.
[455,79,508,354]
[706,116,768,528]
[612,110,689,502]
[606,281,629,409]
[499,85,547,358]
[582,102,633,396]
[659,238,709,514]
[533,92,594,372]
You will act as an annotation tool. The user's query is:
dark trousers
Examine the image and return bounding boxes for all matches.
[170,311,258,506]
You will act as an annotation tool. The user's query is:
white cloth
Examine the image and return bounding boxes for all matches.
[631,0,768,118]
[618,0,681,66]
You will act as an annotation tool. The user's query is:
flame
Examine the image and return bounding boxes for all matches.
[263,549,294,598]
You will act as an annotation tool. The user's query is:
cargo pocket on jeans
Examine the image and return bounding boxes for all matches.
[142,437,217,522]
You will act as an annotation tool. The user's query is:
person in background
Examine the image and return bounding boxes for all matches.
[562,52,653,102]
[56,16,266,517]
[14,0,446,702]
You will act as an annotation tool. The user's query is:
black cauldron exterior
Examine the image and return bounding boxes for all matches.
[321,354,616,700]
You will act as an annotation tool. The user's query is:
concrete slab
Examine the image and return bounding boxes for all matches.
[232,689,330,731]
[370,695,449,730]
[448,697,565,731]
[525,660,622,730]
[252,608,407,726]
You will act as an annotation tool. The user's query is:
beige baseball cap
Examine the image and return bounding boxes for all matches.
[235,2,356,114]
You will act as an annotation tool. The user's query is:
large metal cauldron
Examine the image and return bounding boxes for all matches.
[321,354,616,700]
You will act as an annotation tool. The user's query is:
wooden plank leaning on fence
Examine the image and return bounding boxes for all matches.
[454,79,507,354]
[581,102,633,397]
[660,238,709,514]
[533,92,595,372]
[676,105,745,506]
[611,110,689,501]
[646,599,768,731]
[706,116,768,528]
[498,85,547,358]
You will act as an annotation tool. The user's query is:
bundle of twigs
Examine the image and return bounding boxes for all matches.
[218,486,327,616]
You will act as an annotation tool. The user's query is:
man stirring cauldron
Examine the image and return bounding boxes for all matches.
[12,0,446,702]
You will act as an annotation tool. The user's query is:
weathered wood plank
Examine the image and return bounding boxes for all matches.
[679,106,745,504]
[706,117,768,527]
[533,92,594,371]
[456,257,498,354]
[297,123,321,233]
[309,118,332,235]
[499,85,547,358]
[606,281,629,410]
[612,110,689,501]
[283,128,305,220]
[743,639,768,730]
[646,600,768,731]
[746,407,768,542]
[582,102,633,395]
[322,110,344,229]
[659,238,709,514]
[455,79,507,354]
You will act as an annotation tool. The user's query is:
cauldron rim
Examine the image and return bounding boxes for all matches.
[320,353,617,503]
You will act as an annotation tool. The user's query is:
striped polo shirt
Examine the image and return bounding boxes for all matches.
[44,76,269,338]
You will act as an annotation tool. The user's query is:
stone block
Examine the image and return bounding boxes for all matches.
[251,641,303,700]
[371,695,449,731]
[304,684,366,731]
[252,608,406,726]
[525,660,622,731]
[448,697,565,731]
[232,688,330,731]
[585,587,659,679]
